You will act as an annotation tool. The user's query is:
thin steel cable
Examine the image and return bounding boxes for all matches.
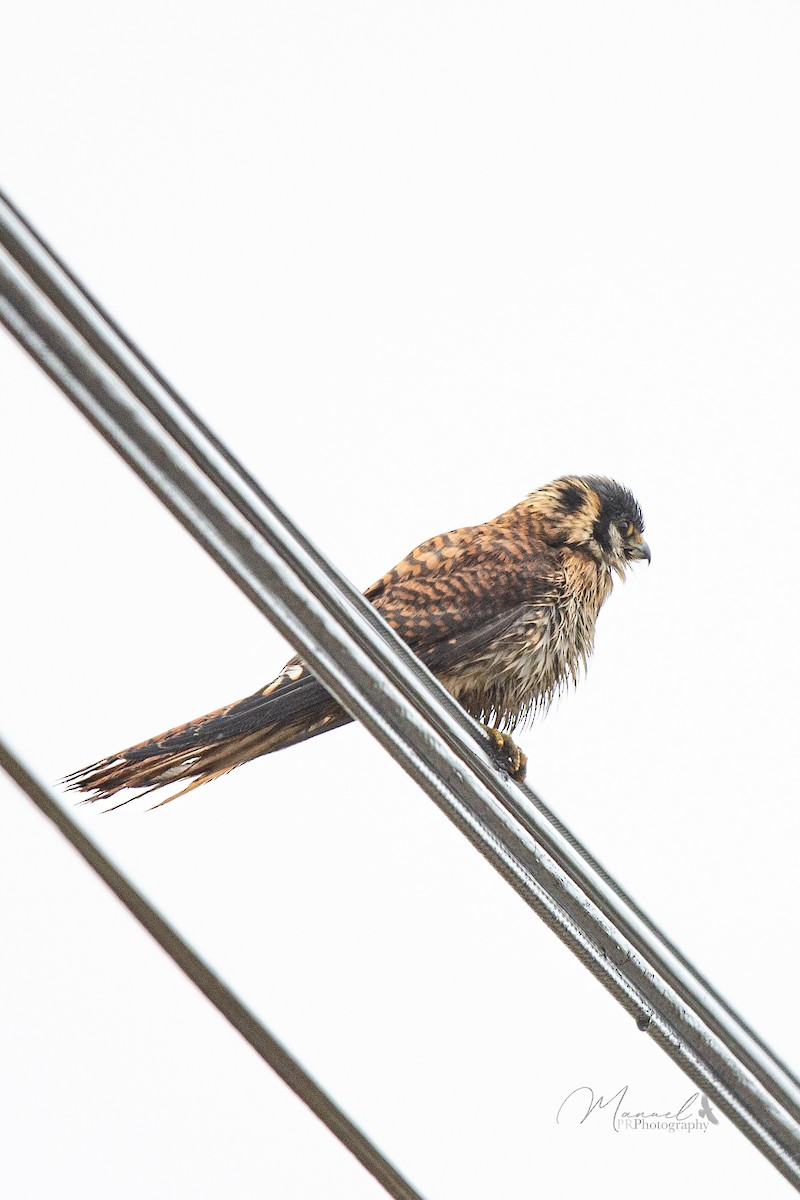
[1,185,796,1112]
[1,192,799,1189]
[0,739,427,1200]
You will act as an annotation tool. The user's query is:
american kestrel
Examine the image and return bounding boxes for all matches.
[65,475,649,806]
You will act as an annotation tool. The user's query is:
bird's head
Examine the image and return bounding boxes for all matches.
[532,475,650,579]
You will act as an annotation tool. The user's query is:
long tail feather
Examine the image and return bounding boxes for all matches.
[63,664,350,804]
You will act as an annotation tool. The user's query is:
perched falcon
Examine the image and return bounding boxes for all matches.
[65,475,649,806]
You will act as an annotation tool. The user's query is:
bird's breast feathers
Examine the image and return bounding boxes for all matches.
[444,551,611,730]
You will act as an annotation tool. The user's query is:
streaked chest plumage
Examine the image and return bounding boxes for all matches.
[445,555,612,731]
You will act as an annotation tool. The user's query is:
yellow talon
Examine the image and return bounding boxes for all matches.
[484,727,527,781]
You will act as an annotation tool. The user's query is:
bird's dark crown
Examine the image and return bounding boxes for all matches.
[524,475,648,569]
[581,475,644,551]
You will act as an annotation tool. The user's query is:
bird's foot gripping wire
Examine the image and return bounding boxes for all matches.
[483,727,527,782]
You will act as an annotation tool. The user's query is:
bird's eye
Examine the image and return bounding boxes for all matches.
[617,519,633,537]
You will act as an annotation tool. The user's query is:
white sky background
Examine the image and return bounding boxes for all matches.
[1,2,799,1197]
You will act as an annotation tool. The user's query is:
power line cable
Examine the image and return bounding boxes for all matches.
[0,739,427,1200]
[2,183,797,1116]
[1,189,799,1189]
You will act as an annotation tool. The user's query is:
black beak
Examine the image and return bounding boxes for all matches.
[629,540,651,564]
